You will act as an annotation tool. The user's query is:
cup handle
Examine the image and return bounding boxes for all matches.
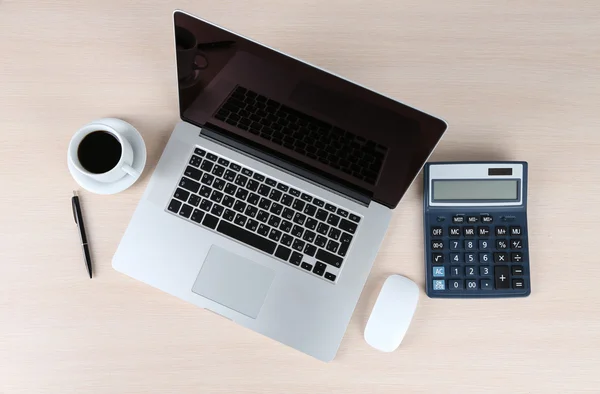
[122,164,140,178]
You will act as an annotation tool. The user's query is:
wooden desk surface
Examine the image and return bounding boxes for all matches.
[2,1,600,393]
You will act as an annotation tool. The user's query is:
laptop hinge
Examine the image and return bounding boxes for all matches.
[200,123,371,206]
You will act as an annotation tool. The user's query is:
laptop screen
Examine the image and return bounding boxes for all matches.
[174,11,447,209]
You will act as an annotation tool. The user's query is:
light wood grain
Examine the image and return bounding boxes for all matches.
[2,0,600,393]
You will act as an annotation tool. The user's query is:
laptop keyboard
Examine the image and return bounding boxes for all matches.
[213,85,386,185]
[166,147,362,283]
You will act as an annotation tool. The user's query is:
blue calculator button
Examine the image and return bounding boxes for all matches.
[465,240,476,250]
[432,280,445,290]
[449,279,463,290]
[466,280,478,290]
[465,253,476,263]
[479,252,491,263]
[450,253,462,263]
[466,266,476,276]
[450,266,462,276]
[433,267,445,277]
[478,240,491,249]
[480,266,492,276]
[450,240,461,250]
[480,279,493,290]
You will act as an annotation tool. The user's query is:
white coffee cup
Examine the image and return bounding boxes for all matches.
[68,121,140,183]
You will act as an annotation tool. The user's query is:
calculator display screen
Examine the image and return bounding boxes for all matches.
[433,180,518,201]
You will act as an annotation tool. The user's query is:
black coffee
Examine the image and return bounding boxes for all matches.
[77,131,122,174]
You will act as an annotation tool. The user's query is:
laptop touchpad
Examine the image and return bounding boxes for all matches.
[192,246,275,319]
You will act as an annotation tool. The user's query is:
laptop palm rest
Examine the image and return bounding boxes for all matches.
[192,246,275,319]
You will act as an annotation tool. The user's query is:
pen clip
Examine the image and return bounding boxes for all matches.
[72,192,79,224]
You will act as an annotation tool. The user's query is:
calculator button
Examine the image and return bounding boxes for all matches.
[511,252,523,263]
[481,215,493,223]
[479,253,491,263]
[449,226,461,237]
[496,239,508,249]
[452,215,465,224]
[480,266,491,276]
[467,216,478,223]
[466,280,478,290]
[431,240,444,250]
[431,226,443,237]
[480,279,493,290]
[512,265,524,275]
[432,253,444,264]
[510,226,522,236]
[464,240,476,251]
[449,280,463,290]
[478,240,490,250]
[494,252,508,263]
[463,226,475,237]
[495,226,508,236]
[450,266,462,277]
[432,280,445,290]
[465,253,476,263]
[494,266,510,289]
[478,226,490,237]
[510,239,523,249]
[450,253,462,263]
[465,266,476,276]
[432,266,445,277]
[450,240,461,250]
[512,278,525,289]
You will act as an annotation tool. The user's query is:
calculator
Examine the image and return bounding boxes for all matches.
[423,162,530,298]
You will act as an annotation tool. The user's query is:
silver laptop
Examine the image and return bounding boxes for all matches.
[113,10,447,361]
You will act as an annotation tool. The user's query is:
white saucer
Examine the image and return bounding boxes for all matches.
[68,118,147,195]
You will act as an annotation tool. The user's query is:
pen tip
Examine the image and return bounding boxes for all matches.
[73,190,78,197]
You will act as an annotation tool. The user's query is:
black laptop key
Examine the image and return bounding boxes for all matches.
[289,251,303,266]
[246,179,259,192]
[217,157,229,166]
[336,208,349,218]
[269,189,282,202]
[302,230,316,243]
[325,203,336,212]
[281,234,293,246]
[289,188,301,197]
[199,185,211,197]
[234,213,247,227]
[300,193,312,202]
[315,208,328,221]
[340,232,353,244]
[292,199,305,211]
[326,240,340,254]
[223,209,235,221]
[327,214,340,227]
[328,227,341,240]
[279,220,293,233]
[179,177,200,193]
[257,223,270,236]
[280,207,293,220]
[245,218,259,232]
[265,178,277,187]
[303,204,317,217]
[301,262,313,271]
[293,212,306,225]
[222,195,235,208]
[189,155,202,167]
[211,165,224,178]
[202,213,219,229]
[256,210,270,223]
[200,160,213,172]
[210,190,223,204]
[268,228,282,242]
[233,200,246,213]
[211,204,224,217]
[235,188,249,200]
[252,173,265,182]
[224,183,237,195]
[223,170,236,182]
[191,209,204,223]
[242,168,253,177]
[339,218,357,234]
[313,262,326,276]
[258,198,271,210]
[275,245,292,261]
[316,248,343,268]
[316,222,329,235]
[257,184,271,197]
[304,243,317,257]
[234,174,248,187]
[292,238,305,251]
[291,225,304,238]
[267,214,281,228]
[245,205,258,218]
[277,183,289,192]
[281,194,294,207]
[217,221,276,254]
[200,198,213,211]
[305,218,318,230]
[174,188,190,202]
[188,194,201,207]
[201,173,214,186]
[247,193,260,205]
[348,213,361,223]
[313,198,324,207]
[194,148,206,157]
[229,163,241,172]
[269,202,283,215]
[184,166,202,181]
[206,153,218,162]
[337,240,350,257]
[178,204,193,218]
[212,178,226,191]
[324,272,336,282]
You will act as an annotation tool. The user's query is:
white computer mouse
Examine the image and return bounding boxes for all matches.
[364,275,419,352]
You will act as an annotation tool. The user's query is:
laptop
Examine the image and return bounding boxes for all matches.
[113,10,447,361]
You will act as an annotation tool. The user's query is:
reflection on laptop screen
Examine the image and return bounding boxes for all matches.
[174,11,447,208]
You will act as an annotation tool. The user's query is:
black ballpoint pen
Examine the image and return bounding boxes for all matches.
[72,191,92,278]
